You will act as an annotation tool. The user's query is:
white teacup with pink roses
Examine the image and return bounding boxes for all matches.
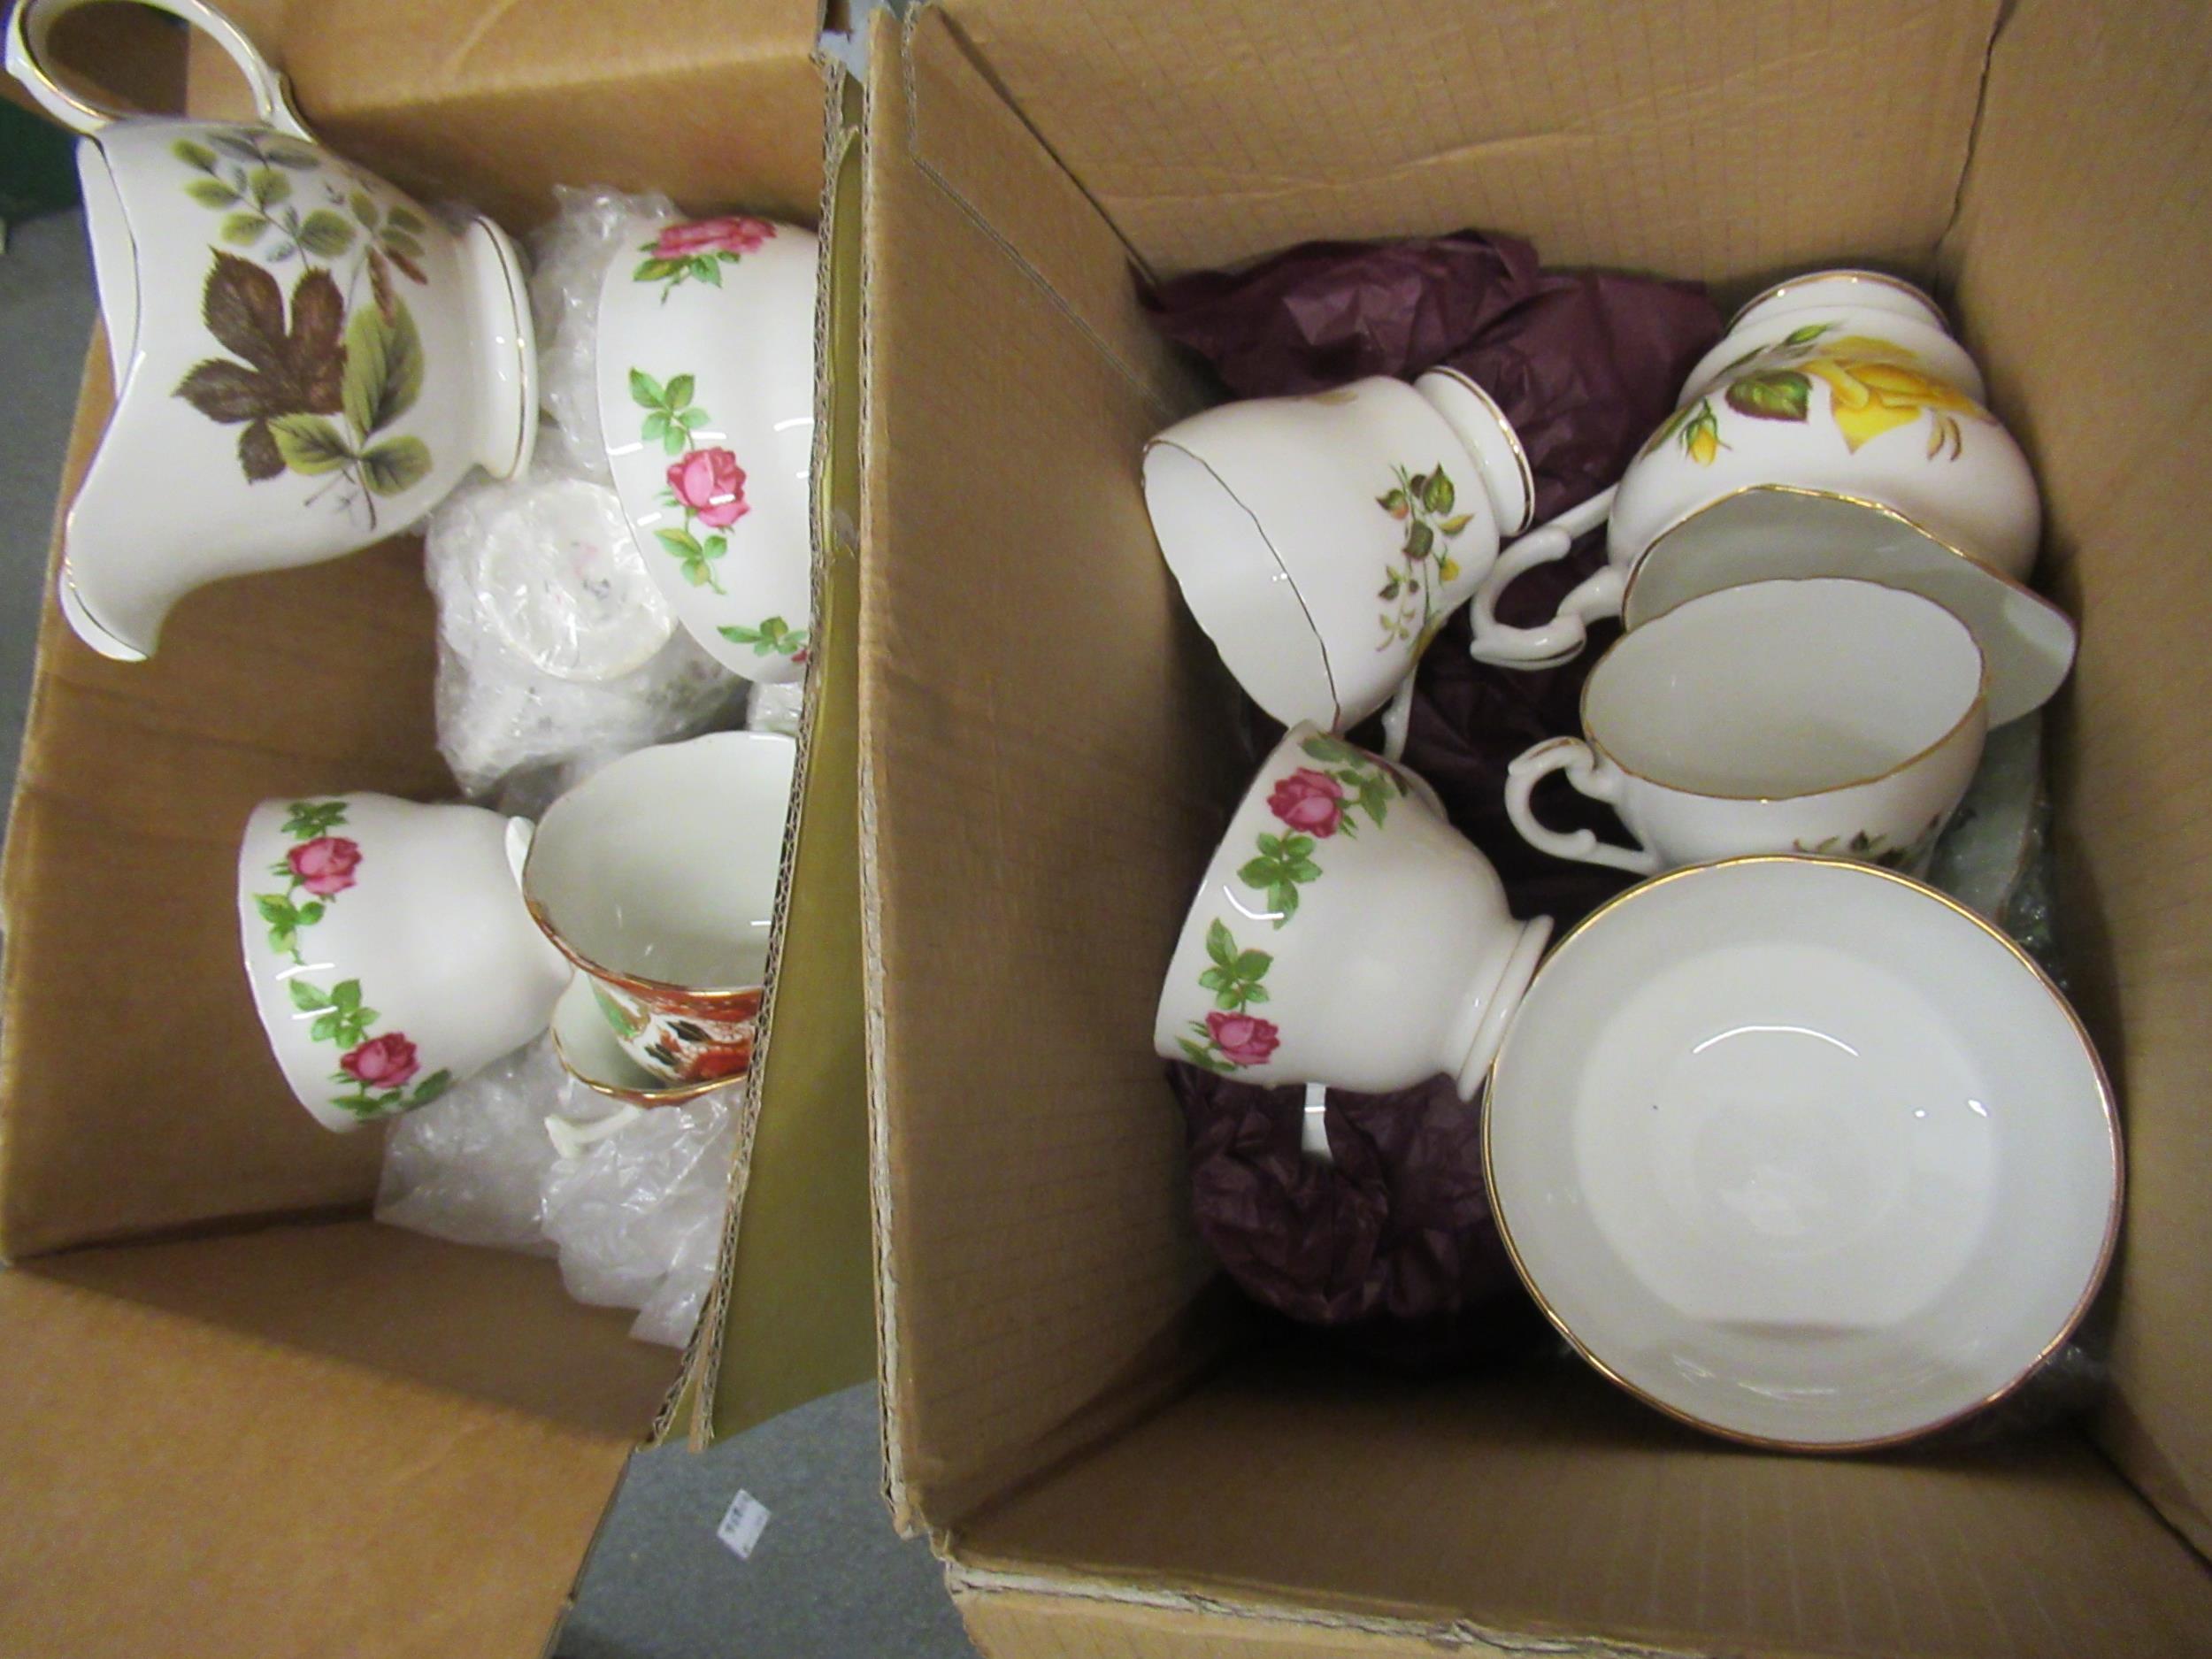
[595,212,818,684]
[237,794,572,1131]
[1155,724,1552,1102]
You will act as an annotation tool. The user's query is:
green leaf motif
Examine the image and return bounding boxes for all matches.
[1178,1037,1233,1074]
[1405,522,1434,560]
[284,800,348,836]
[385,206,426,235]
[1724,369,1811,422]
[173,138,219,171]
[1422,468,1455,514]
[359,437,432,496]
[288,977,331,1012]
[219,212,267,246]
[296,210,356,257]
[248,166,290,208]
[1205,918,1237,969]
[664,373,695,410]
[270,414,353,475]
[633,257,683,284]
[1378,488,1409,515]
[1233,949,1272,979]
[641,411,672,443]
[332,979,362,1011]
[187,177,240,208]
[691,257,724,287]
[656,526,703,558]
[411,1071,453,1105]
[342,298,426,437]
[381,229,425,262]
[630,368,665,409]
[1781,321,1832,348]
[1439,513,1473,535]
[349,190,380,230]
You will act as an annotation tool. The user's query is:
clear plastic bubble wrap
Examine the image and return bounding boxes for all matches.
[540,1086,739,1348]
[377,1033,741,1348]
[528,184,678,485]
[426,473,746,808]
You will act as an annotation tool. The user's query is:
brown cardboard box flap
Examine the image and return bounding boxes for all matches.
[859,4,1248,1532]
[1939,0,2212,1554]
[283,0,827,227]
[951,1353,2212,1659]
[938,0,2001,284]
[0,1220,665,1659]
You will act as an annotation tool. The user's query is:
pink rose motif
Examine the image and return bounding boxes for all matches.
[288,835,362,897]
[667,448,751,530]
[340,1033,419,1090]
[1267,768,1345,837]
[653,217,774,260]
[1206,1010,1280,1068]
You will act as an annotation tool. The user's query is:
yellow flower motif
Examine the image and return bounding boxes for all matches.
[1801,347,1987,455]
[1687,419,1721,465]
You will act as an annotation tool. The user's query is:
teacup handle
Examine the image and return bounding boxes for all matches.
[1505,736,1660,875]
[6,0,312,137]
[1468,487,1620,669]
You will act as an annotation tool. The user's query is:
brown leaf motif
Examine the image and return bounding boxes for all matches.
[174,252,348,482]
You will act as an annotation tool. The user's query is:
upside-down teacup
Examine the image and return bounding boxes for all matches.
[1468,269,2041,670]
[522,731,795,1087]
[1143,372,1536,737]
[595,211,818,683]
[1505,578,1986,876]
[238,795,572,1131]
[7,0,537,661]
[1155,722,1551,1102]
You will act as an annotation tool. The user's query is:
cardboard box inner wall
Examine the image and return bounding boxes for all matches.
[855,3,2212,1655]
[0,3,838,1655]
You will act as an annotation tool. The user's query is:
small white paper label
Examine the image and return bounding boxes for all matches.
[717,1489,771,1560]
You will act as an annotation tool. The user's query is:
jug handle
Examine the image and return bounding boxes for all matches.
[7,0,313,139]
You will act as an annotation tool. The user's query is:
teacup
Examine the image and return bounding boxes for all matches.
[8,0,537,662]
[237,794,573,1131]
[1468,268,2040,669]
[596,212,818,683]
[1143,372,1534,736]
[521,730,795,1086]
[1504,578,1986,876]
[1155,722,1551,1101]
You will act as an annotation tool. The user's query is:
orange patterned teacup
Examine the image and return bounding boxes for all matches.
[521,731,795,1087]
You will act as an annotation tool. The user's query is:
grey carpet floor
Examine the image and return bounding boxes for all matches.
[0,205,973,1659]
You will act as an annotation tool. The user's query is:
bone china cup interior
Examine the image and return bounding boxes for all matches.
[595,213,818,683]
[523,731,795,1082]
[1624,485,2077,725]
[237,795,573,1133]
[1505,578,1987,875]
[1154,722,1550,1101]
[1485,857,2121,1450]
[1142,374,1529,732]
[8,0,536,663]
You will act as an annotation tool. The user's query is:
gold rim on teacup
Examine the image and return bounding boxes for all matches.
[1576,574,1992,804]
[1479,854,2123,1453]
[1726,267,1944,332]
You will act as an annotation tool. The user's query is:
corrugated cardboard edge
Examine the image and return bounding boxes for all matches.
[684,40,879,1451]
[948,1569,1717,1659]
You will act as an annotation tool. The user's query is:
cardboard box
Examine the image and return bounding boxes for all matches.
[0,4,877,1655]
[848,4,2212,1654]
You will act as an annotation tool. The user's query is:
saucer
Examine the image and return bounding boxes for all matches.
[1621,485,2076,725]
[549,975,727,1108]
[1485,856,2120,1449]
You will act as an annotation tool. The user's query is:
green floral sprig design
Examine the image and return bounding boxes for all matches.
[254,800,357,964]
[1642,322,1838,465]
[1177,921,1283,1075]
[719,615,809,660]
[1794,810,1945,872]
[1376,463,1477,649]
[173,134,431,286]
[288,977,452,1119]
[630,369,707,457]
[1237,734,1407,926]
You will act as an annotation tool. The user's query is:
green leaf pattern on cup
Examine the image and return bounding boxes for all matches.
[718,615,809,663]
[1376,463,1477,650]
[250,798,444,1122]
[1179,920,1282,1074]
[169,129,435,525]
[1233,734,1408,927]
